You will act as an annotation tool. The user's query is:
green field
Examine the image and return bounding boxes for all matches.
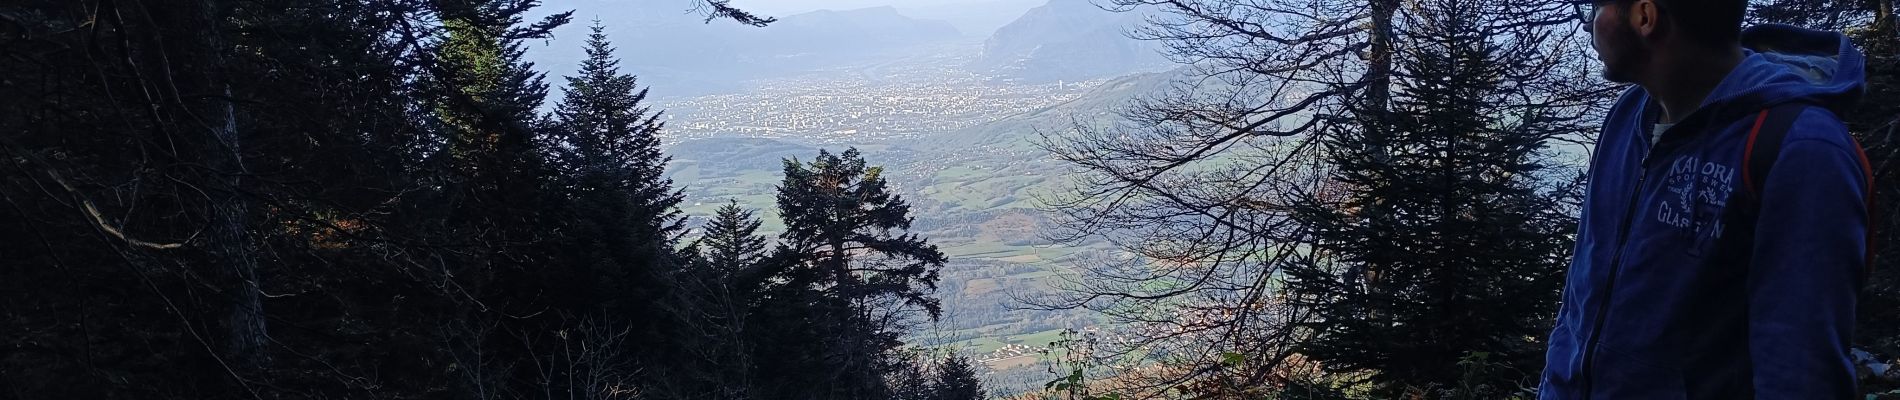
[940,241,1086,263]
[941,327,1070,357]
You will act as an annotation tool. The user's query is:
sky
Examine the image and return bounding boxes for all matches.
[725,0,1036,15]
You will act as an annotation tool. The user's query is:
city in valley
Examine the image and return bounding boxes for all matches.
[656,44,1108,145]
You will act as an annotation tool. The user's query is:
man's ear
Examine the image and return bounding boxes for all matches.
[1628,0,1662,39]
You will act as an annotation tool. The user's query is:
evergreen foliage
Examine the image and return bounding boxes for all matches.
[1280,0,1581,393]
[0,1,976,398]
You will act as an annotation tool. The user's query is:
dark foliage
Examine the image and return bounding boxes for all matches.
[699,200,770,276]
[0,1,970,399]
[1279,0,1583,393]
[932,354,989,400]
[739,148,949,399]
[1035,0,1601,396]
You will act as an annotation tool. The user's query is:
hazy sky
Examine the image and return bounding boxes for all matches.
[525,0,1055,99]
[540,0,1047,37]
[726,0,1037,15]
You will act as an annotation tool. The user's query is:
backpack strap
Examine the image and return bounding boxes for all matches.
[1740,103,1878,279]
[1740,104,1806,197]
[1851,135,1879,280]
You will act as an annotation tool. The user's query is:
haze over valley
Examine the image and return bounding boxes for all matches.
[525,0,1176,394]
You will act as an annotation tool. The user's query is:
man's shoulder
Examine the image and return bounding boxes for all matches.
[1779,104,1855,148]
[1607,86,1649,117]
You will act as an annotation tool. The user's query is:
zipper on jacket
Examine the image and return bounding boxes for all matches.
[1577,151,1654,400]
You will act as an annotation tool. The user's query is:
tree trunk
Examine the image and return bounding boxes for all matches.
[1358,0,1399,291]
[176,0,269,369]
[1357,0,1399,326]
[1879,0,1894,30]
[1364,0,1398,164]
[209,85,268,369]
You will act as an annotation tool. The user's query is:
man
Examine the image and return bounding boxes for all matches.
[1540,0,1873,398]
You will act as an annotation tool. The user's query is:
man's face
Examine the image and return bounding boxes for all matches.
[1582,0,1648,83]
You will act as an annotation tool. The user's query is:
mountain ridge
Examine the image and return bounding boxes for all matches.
[976,0,1170,82]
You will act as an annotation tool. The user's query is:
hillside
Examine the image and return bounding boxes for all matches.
[975,0,1171,82]
[662,69,1181,396]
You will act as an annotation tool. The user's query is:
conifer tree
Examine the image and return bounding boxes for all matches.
[1036,0,1604,394]
[931,354,987,400]
[549,21,685,313]
[0,0,782,397]
[1277,0,1581,394]
[416,1,577,396]
[771,148,944,315]
[746,148,947,399]
[702,200,770,273]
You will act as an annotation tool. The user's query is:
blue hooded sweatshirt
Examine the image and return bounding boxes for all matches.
[1539,24,1871,399]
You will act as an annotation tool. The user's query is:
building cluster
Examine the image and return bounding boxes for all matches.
[977,343,1046,365]
[658,63,1104,144]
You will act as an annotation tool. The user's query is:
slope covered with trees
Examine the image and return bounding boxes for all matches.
[0,0,980,398]
[4,0,1896,398]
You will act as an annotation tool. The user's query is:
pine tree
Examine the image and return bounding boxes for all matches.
[771,148,945,315]
[1277,0,1580,394]
[746,148,947,399]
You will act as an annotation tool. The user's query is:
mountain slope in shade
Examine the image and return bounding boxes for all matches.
[976,0,1171,82]
[898,0,1044,39]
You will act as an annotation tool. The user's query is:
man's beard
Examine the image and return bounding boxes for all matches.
[1598,20,1647,84]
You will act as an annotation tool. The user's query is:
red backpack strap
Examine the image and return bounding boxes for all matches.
[1741,105,1806,197]
[1741,109,1774,196]
[1849,135,1878,278]
[1741,104,1878,278]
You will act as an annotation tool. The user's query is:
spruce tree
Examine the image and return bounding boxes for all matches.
[537,21,710,398]
[1034,0,1604,394]
[647,201,768,399]
[430,1,560,183]
[702,200,770,272]
[0,0,778,397]
[419,1,575,396]
[549,21,686,313]
[931,354,987,400]
[1278,0,1579,394]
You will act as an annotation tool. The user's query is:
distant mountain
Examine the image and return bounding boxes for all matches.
[975,0,1172,82]
[759,6,960,56]
[898,0,1044,38]
[528,5,960,96]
